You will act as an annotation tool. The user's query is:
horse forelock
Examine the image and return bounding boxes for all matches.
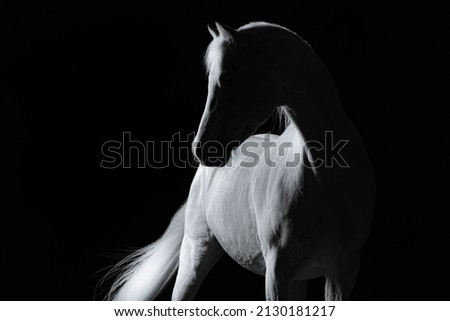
[203,37,228,75]
[203,22,290,73]
[204,22,310,76]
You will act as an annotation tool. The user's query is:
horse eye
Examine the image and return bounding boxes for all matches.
[219,73,236,88]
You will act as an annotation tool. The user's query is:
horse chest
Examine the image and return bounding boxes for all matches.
[203,169,266,274]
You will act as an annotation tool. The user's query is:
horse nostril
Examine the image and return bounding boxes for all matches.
[192,138,238,167]
[192,142,202,163]
[227,140,240,152]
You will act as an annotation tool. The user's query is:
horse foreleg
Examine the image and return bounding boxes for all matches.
[172,234,223,300]
[264,246,299,301]
[324,250,360,300]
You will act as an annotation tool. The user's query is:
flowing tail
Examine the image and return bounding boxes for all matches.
[104,203,186,300]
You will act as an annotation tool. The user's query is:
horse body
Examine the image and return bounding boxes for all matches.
[180,114,373,300]
[106,21,375,301]
[199,131,297,276]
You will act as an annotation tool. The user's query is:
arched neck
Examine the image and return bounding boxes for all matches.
[278,53,353,145]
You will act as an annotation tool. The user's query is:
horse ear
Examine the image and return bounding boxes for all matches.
[207,24,219,39]
[215,22,237,41]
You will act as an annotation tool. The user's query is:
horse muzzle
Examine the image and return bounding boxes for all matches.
[192,138,240,167]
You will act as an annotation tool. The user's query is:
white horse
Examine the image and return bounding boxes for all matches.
[105,22,375,301]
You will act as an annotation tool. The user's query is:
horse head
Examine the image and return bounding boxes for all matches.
[193,22,283,166]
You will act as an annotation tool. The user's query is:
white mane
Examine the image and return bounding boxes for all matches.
[238,21,295,34]
[204,21,311,76]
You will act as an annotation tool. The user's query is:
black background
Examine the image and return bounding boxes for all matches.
[2,1,449,300]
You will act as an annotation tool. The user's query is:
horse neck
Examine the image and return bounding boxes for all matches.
[285,57,350,140]
[274,48,361,183]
